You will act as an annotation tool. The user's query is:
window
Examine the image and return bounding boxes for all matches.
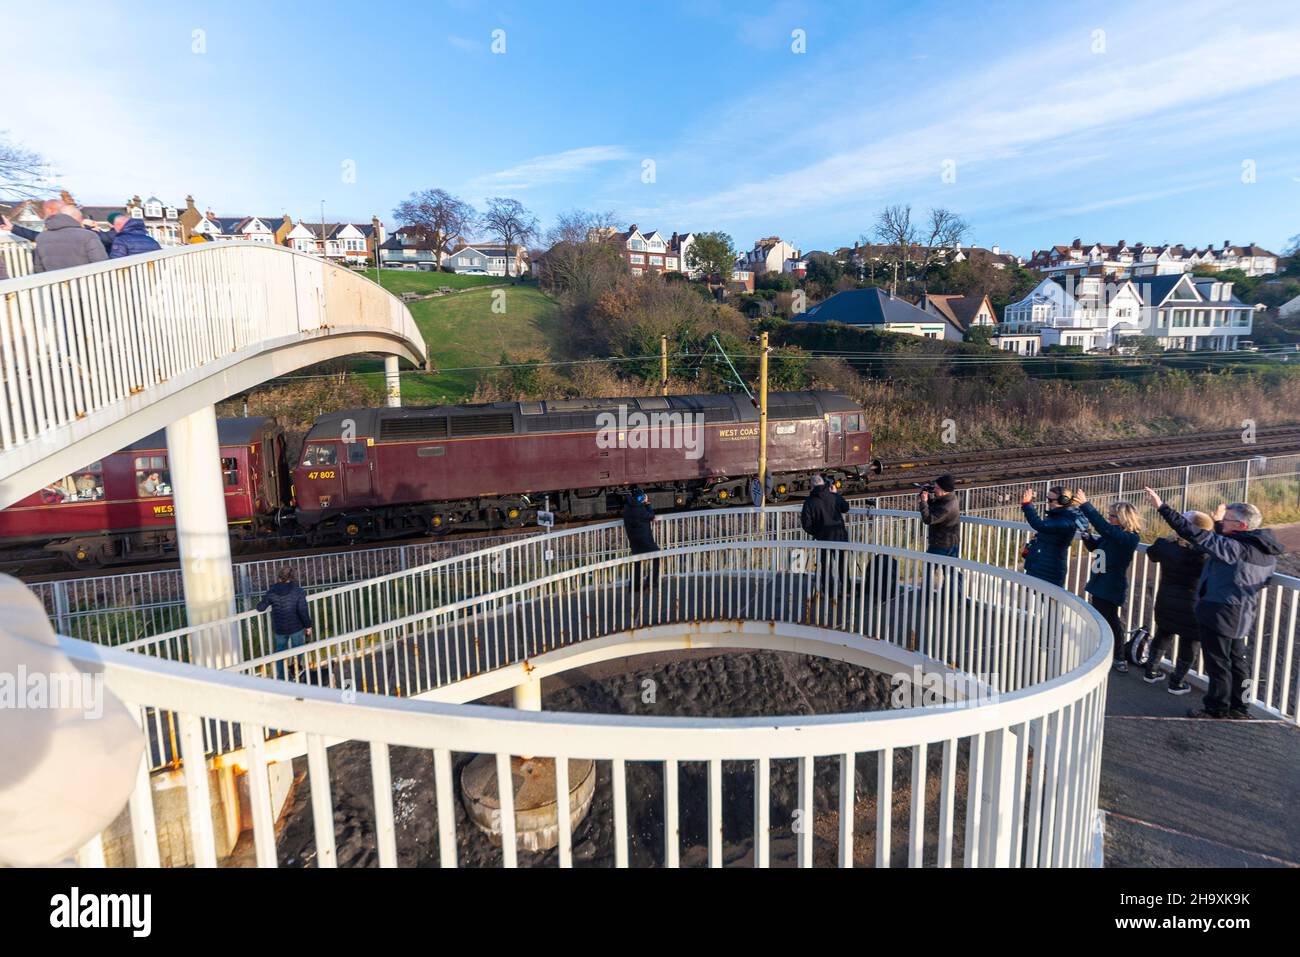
[302,442,338,467]
[649,255,663,265]
[629,253,645,264]
[844,414,863,431]
[221,457,240,487]
[134,455,171,497]
[346,444,367,464]
[145,202,162,218]
[40,462,104,504]
[827,415,842,434]
[166,207,178,220]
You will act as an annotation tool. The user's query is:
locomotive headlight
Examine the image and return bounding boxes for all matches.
[508,508,519,519]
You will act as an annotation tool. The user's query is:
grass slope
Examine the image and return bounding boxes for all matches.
[355,277,563,403]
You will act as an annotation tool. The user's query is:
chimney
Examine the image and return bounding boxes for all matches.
[1072,238,1081,249]
[991,244,1000,255]
[1223,240,1229,249]
[185,195,197,211]
[955,241,962,252]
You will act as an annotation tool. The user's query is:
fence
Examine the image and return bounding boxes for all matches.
[27,452,1299,647]
[0,239,33,279]
[67,538,1110,868]
[0,240,424,465]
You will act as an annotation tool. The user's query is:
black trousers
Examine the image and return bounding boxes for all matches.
[1090,595,1125,661]
[629,554,660,593]
[1199,623,1252,714]
[1149,621,1199,681]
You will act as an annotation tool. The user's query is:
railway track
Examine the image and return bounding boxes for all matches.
[10,427,1300,582]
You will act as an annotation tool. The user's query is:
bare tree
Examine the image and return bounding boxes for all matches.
[480,197,538,278]
[392,189,476,268]
[0,133,52,202]
[916,208,969,290]
[539,209,626,301]
[873,204,915,295]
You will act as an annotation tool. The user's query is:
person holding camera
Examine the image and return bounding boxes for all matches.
[919,474,960,557]
[1073,489,1143,672]
[801,474,850,593]
[1020,486,1085,588]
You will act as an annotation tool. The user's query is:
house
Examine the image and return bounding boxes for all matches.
[1130,274,1253,351]
[668,231,696,277]
[1005,275,1145,351]
[286,219,384,263]
[798,288,962,340]
[921,293,997,338]
[0,200,46,234]
[379,226,458,270]
[991,321,1042,356]
[743,236,799,275]
[206,214,283,244]
[444,243,528,276]
[608,225,682,275]
[1279,293,1300,320]
[1027,239,1279,279]
[835,241,1019,281]
[727,268,755,294]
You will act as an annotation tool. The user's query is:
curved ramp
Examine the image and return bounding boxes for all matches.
[0,243,426,507]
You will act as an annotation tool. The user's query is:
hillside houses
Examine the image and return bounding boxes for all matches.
[1027,238,1279,279]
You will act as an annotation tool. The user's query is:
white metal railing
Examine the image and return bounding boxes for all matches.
[66,540,1110,868]
[0,241,425,468]
[0,239,34,279]
[30,451,1299,646]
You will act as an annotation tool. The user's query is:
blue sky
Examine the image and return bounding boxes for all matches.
[7,0,1300,256]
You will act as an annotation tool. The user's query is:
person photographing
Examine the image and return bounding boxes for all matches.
[1019,486,1087,588]
[919,474,960,558]
[1144,487,1282,719]
[1073,489,1143,673]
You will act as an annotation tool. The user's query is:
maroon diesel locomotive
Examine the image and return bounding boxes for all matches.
[292,390,876,539]
[0,418,291,565]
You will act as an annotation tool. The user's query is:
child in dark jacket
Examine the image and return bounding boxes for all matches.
[1144,511,1212,692]
[1075,492,1143,672]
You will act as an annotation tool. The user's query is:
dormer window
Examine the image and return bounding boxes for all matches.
[165,207,177,219]
[129,206,143,219]
[145,202,162,218]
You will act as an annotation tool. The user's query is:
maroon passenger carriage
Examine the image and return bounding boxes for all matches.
[0,418,291,565]
[292,390,877,540]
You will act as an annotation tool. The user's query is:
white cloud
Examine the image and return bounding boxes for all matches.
[467,145,633,193]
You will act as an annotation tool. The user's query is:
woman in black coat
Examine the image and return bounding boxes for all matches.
[1144,511,1212,692]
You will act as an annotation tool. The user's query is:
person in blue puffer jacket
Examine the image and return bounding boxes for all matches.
[1020,486,1086,587]
[255,567,314,679]
[1074,489,1143,672]
[104,212,162,259]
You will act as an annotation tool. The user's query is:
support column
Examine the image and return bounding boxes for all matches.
[513,670,542,711]
[167,404,239,668]
[384,355,401,408]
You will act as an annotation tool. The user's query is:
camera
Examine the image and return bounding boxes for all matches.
[912,481,937,494]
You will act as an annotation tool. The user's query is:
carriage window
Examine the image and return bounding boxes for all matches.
[844,414,862,432]
[134,456,171,497]
[40,462,104,504]
[221,457,239,487]
[347,443,367,464]
[827,415,842,434]
[302,442,338,467]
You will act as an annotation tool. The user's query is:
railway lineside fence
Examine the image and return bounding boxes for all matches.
[28,451,1299,646]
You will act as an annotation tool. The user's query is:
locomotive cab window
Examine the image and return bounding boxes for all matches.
[41,462,104,503]
[302,442,338,467]
[134,456,171,497]
[221,457,239,487]
[844,414,862,432]
[346,443,367,464]
[827,415,842,433]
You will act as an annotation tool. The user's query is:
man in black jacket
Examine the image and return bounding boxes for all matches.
[622,489,660,594]
[920,473,962,602]
[256,567,314,680]
[801,475,850,592]
[1145,487,1283,719]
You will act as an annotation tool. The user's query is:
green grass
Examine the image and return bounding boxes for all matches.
[354,283,563,403]
[359,268,507,295]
